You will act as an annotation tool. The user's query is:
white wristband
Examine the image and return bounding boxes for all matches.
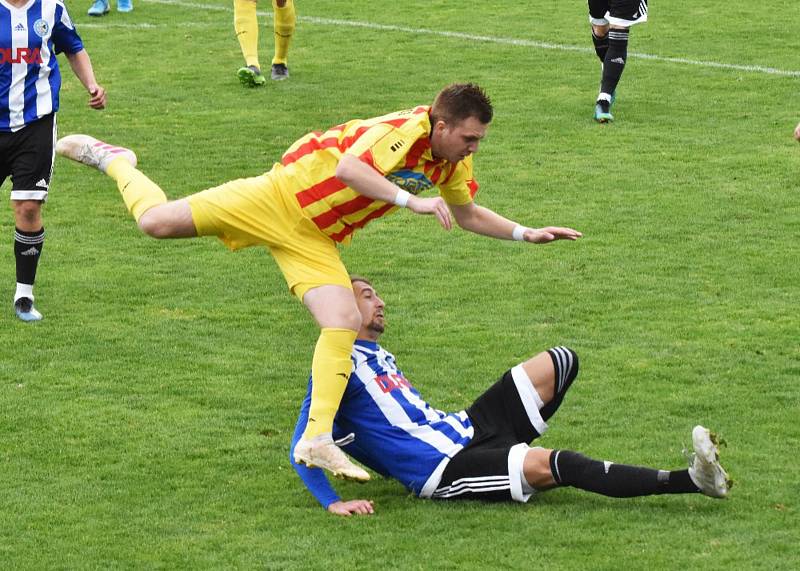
[394,189,411,208]
[512,225,528,241]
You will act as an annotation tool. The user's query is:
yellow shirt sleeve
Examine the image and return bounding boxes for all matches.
[438,155,479,206]
[344,124,422,175]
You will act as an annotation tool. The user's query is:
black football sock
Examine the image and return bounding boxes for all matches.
[600,28,629,99]
[14,227,45,292]
[550,450,701,497]
[591,30,609,62]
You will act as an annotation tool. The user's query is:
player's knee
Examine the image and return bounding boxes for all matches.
[13,200,42,225]
[137,209,169,238]
[592,24,609,37]
[322,304,362,331]
[341,306,362,332]
[523,447,556,489]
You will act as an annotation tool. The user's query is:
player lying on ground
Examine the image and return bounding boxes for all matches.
[55,83,581,482]
[291,277,732,516]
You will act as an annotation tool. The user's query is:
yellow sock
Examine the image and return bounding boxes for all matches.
[302,327,357,440]
[106,158,167,222]
[234,0,260,68]
[271,0,295,66]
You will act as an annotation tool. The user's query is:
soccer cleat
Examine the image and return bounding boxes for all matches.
[270,63,289,81]
[237,66,266,87]
[594,100,614,123]
[14,297,42,322]
[87,0,109,16]
[688,425,732,499]
[117,0,133,12]
[294,433,370,482]
[56,135,137,174]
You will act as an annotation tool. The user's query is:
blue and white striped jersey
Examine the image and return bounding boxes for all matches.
[0,0,83,132]
[290,340,475,508]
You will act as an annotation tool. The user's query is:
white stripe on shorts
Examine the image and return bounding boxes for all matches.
[10,190,48,201]
[511,364,548,435]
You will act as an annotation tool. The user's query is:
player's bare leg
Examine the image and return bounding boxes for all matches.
[11,200,45,321]
[518,348,729,499]
[294,285,370,482]
[56,135,177,229]
[137,200,197,238]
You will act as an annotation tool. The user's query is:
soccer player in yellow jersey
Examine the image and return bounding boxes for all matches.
[234,0,295,86]
[55,83,582,482]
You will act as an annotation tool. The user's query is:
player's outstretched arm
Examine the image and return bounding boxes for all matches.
[451,202,582,243]
[289,389,343,509]
[64,49,106,109]
[335,154,452,230]
[794,122,800,142]
[327,499,375,517]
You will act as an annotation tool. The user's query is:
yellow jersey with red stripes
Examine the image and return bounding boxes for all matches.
[277,105,479,244]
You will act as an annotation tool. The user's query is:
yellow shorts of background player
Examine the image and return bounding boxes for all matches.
[187,164,351,301]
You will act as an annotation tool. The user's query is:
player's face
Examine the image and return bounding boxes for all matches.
[430,116,488,163]
[353,281,385,339]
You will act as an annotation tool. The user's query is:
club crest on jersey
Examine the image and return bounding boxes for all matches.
[33,19,50,37]
[385,169,433,195]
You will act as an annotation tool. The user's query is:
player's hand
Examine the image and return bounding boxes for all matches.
[406,196,452,230]
[524,226,583,243]
[88,84,106,109]
[794,122,800,142]
[327,499,375,517]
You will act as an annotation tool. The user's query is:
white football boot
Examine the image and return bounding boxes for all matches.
[294,433,370,483]
[56,135,137,174]
[688,425,732,498]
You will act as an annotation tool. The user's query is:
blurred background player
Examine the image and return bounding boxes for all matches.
[1,0,106,321]
[291,277,732,516]
[234,0,295,86]
[87,0,133,16]
[55,83,581,481]
[588,0,648,122]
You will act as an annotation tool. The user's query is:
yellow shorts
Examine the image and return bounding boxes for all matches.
[186,164,351,300]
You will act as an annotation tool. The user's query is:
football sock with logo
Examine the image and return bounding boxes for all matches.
[14,227,44,298]
[550,450,701,497]
[271,0,295,66]
[234,0,260,67]
[106,158,167,222]
[591,30,609,62]
[302,327,358,440]
[600,28,629,99]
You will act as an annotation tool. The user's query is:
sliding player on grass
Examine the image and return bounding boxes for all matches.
[291,277,732,516]
[56,83,582,482]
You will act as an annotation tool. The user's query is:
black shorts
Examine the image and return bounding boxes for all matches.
[0,113,57,202]
[588,0,648,26]
[431,368,548,503]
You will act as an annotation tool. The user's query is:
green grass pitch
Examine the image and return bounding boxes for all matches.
[1,0,798,568]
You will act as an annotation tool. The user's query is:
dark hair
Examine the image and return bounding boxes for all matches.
[350,275,372,287]
[430,83,493,126]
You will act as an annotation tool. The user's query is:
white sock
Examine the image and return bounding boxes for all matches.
[15,283,34,302]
